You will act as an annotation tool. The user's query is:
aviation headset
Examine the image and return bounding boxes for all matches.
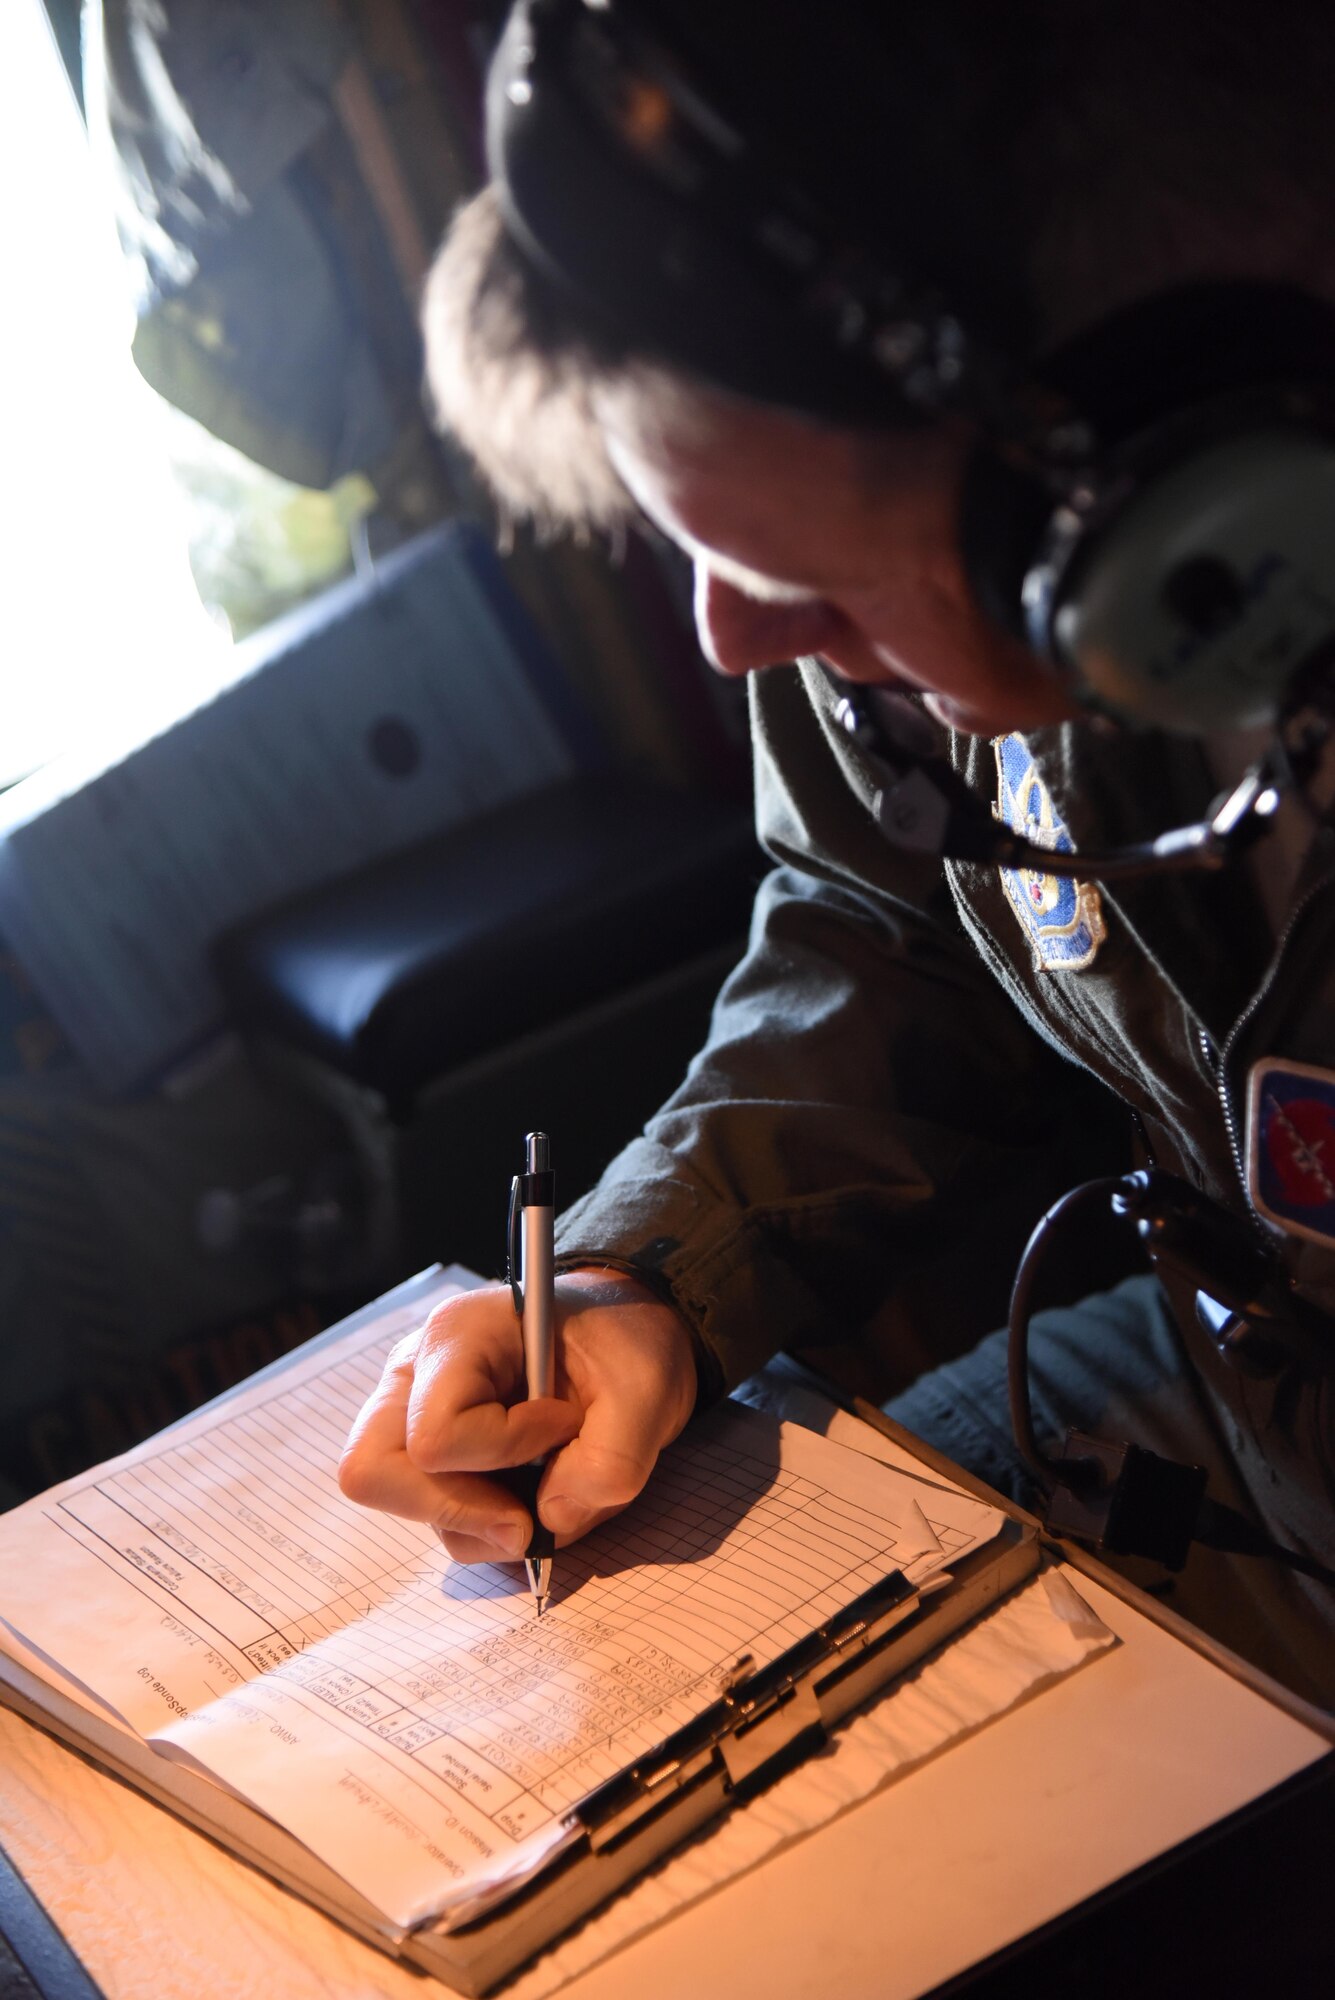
[487,0,1335,1578]
[488,0,1335,881]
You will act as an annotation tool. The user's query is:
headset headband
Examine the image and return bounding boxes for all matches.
[487,0,1085,473]
[487,0,1335,743]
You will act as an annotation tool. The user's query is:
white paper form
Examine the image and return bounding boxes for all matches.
[0,1277,1006,1931]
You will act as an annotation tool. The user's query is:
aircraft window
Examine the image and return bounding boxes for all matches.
[2,0,222,788]
[2,0,374,791]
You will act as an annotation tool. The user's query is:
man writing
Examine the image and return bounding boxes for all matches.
[339,0,1335,1707]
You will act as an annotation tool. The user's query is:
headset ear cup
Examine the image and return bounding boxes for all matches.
[958,284,1335,701]
[1039,421,1335,732]
[957,444,1053,645]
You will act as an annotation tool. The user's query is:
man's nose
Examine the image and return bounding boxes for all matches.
[693,566,845,675]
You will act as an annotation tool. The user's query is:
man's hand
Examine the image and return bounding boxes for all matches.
[337,1270,698,1562]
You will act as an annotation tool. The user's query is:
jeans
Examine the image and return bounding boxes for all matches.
[884,1273,1332,1709]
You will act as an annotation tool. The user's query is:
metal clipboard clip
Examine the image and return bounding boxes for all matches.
[574,1568,922,1853]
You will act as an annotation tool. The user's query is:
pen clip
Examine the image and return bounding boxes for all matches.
[506,1174,524,1317]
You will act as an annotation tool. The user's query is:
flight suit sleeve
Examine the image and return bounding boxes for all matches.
[555,661,1110,1400]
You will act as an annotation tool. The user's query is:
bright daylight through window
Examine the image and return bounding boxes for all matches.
[0,0,374,793]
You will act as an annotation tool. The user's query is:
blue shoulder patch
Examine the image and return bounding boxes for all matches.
[1247,1057,1335,1249]
[994,735,1107,972]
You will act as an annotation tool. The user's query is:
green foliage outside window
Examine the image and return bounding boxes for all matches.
[161,403,378,642]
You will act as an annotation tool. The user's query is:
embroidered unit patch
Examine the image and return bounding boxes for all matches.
[1246,1056,1335,1248]
[994,735,1106,972]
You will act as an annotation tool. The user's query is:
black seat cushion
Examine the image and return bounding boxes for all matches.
[213,775,760,1104]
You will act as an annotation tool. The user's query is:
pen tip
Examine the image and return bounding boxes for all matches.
[525,1554,553,1617]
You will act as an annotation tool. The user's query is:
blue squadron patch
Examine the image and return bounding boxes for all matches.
[994,735,1107,972]
[1247,1057,1335,1248]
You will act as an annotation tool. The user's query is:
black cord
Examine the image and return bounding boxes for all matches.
[1008,1171,1335,1586]
[1194,1495,1335,1588]
[1006,1175,1129,1494]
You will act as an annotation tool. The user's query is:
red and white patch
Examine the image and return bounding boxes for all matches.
[1246,1057,1335,1248]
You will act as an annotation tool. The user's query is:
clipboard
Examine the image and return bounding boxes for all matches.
[0,1519,1038,1995]
[0,1266,1044,1997]
[406,1518,1038,1993]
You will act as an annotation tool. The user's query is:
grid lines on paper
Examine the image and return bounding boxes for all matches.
[269,1433,910,1828]
[54,1330,915,1840]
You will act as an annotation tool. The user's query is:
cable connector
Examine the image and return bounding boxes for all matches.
[1042,1430,1208,1571]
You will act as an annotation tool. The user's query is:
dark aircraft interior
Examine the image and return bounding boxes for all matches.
[0,0,761,1508]
[0,9,1327,1997]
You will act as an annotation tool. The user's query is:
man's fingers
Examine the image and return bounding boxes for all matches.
[408,1385,579,1473]
[404,1293,581,1471]
[339,1384,529,1549]
[338,1278,697,1559]
[536,1404,662,1542]
[533,1286,698,1541]
[338,1331,421,1503]
[427,1470,537,1559]
[340,1432,536,1562]
[337,1311,573,1560]
[438,1526,528,1565]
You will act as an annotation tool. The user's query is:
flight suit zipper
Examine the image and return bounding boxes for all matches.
[1202,876,1331,1240]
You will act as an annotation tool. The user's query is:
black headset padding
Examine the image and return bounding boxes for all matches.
[960,282,1335,642]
